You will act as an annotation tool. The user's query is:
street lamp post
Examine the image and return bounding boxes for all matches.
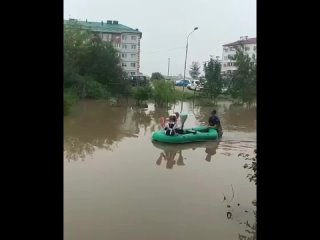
[181,27,198,112]
[182,27,198,94]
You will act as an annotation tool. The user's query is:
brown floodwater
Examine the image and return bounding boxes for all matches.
[64,99,256,240]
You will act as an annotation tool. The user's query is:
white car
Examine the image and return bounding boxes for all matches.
[187,80,203,91]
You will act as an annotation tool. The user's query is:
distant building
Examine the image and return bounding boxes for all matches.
[64,19,142,76]
[221,36,256,74]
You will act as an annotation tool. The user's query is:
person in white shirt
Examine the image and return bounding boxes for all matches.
[174,112,184,134]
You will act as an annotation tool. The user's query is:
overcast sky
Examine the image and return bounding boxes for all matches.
[64,0,256,77]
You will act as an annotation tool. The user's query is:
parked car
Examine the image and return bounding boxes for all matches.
[175,79,191,87]
[187,80,204,91]
[128,76,148,86]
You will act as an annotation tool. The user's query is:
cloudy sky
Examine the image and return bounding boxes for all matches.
[64,0,256,77]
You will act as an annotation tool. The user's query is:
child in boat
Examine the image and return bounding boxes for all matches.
[164,115,177,136]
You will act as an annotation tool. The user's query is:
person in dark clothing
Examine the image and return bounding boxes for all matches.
[208,110,223,138]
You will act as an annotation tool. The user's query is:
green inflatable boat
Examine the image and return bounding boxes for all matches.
[152,125,218,144]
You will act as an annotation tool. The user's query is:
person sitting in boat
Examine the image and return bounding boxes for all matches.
[164,115,178,136]
[174,112,184,134]
[208,110,223,138]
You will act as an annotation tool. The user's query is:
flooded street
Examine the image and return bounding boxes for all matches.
[64,99,256,240]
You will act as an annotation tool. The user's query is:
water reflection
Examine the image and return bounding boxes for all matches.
[64,136,95,162]
[221,149,256,240]
[64,100,256,162]
[65,100,256,240]
[155,150,180,169]
[64,101,155,161]
[152,141,220,169]
[205,141,220,162]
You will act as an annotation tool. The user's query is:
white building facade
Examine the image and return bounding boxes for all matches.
[65,19,142,76]
[119,33,141,76]
[221,36,256,74]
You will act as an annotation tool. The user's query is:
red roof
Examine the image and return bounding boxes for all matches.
[223,37,256,47]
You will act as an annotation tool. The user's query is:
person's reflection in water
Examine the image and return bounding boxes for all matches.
[156,154,163,166]
[176,150,185,166]
[205,141,220,162]
[164,150,177,169]
[156,150,177,169]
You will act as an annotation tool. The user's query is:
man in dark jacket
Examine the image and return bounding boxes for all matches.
[208,110,223,138]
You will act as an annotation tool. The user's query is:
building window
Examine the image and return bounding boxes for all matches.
[224,48,228,52]
[122,35,127,40]
[131,36,137,41]
[121,53,127,58]
[245,46,250,51]
[229,47,234,51]
[122,62,127,67]
[131,54,136,58]
[223,64,226,67]
[122,44,127,49]
[131,44,136,50]
[114,43,120,48]
[131,72,135,75]
[254,46,256,51]
[130,63,136,67]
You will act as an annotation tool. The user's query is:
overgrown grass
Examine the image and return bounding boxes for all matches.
[132,85,152,105]
[152,80,175,107]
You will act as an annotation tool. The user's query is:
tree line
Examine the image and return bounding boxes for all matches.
[64,22,130,114]
[64,23,256,114]
[188,44,256,106]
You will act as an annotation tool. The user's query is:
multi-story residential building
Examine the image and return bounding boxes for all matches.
[64,19,142,76]
[221,36,256,74]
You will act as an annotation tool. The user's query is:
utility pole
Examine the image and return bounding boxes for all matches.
[167,58,170,79]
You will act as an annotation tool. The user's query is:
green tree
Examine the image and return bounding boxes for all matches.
[152,80,175,107]
[221,72,232,92]
[229,44,256,106]
[151,72,165,80]
[189,61,201,80]
[64,22,126,100]
[203,58,223,104]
